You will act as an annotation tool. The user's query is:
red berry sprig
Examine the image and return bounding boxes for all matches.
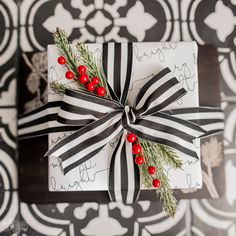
[127,133,137,143]
[148,166,156,175]
[96,86,106,97]
[87,82,96,91]
[77,65,107,96]
[58,56,66,65]
[135,155,144,165]
[79,74,89,84]
[78,65,86,74]
[57,56,75,80]
[153,179,161,188]
[65,71,74,80]
[92,77,100,85]
[127,132,161,189]
[57,58,107,96]
[132,143,142,154]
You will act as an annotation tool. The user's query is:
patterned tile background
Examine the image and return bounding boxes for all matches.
[0,0,236,235]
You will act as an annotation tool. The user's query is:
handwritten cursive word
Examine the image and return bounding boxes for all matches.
[78,160,97,184]
[134,42,177,63]
[50,160,109,191]
[49,162,62,169]
[50,176,83,191]
[182,159,199,167]
[172,63,197,92]
[49,131,74,148]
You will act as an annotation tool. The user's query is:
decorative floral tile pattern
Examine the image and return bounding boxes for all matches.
[0,0,236,235]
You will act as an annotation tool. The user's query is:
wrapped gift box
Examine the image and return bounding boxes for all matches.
[18,44,224,203]
[48,42,202,192]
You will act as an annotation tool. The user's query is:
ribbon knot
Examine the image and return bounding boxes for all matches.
[122,105,138,128]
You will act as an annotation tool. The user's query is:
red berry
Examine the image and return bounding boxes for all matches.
[78,65,87,74]
[135,156,144,165]
[92,77,100,85]
[153,179,161,188]
[87,83,96,91]
[132,144,142,154]
[65,71,74,80]
[148,166,156,175]
[127,133,137,143]
[58,56,66,65]
[96,87,106,97]
[79,74,89,84]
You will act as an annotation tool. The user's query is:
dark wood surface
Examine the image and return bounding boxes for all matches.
[18,45,221,204]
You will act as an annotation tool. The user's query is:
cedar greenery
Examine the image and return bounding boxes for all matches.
[140,140,180,217]
[50,81,72,95]
[53,28,110,97]
[51,28,183,217]
[76,43,111,98]
[53,28,78,76]
[157,144,182,170]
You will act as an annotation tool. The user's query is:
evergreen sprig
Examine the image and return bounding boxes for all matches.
[140,140,180,217]
[157,144,182,170]
[52,28,110,98]
[50,81,72,95]
[76,43,110,98]
[53,28,78,76]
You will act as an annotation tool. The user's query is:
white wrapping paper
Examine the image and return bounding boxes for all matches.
[47,41,201,192]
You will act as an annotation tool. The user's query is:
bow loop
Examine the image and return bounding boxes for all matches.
[46,109,124,174]
[134,68,187,117]
[57,89,123,126]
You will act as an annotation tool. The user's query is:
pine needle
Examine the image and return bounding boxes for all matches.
[50,81,71,95]
[140,139,181,217]
[157,144,182,169]
[53,28,78,76]
[76,43,111,98]
[54,28,111,98]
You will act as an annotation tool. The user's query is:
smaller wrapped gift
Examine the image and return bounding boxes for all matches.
[18,29,224,215]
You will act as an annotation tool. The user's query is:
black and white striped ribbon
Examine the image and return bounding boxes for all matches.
[102,42,133,104]
[162,107,224,135]
[18,101,80,138]
[109,130,140,203]
[18,42,224,204]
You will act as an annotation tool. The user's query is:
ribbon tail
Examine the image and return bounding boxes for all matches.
[127,113,206,159]
[162,107,224,136]
[109,130,140,204]
[18,101,82,139]
[18,88,123,139]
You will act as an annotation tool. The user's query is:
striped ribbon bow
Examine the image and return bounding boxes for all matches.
[18,43,224,204]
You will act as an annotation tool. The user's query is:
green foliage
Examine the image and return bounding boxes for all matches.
[53,28,78,76]
[76,43,110,98]
[52,28,110,98]
[140,140,182,217]
[50,81,71,95]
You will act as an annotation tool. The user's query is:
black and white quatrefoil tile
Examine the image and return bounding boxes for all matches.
[1,0,236,235]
